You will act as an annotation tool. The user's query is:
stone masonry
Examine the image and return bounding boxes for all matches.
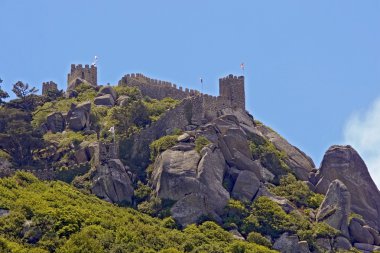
[42,81,58,96]
[67,64,97,90]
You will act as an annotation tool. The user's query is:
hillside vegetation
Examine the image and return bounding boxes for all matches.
[0,172,275,253]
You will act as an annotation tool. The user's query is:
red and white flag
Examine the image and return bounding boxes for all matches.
[240,63,245,71]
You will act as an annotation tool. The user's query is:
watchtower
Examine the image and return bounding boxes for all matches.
[67,64,97,88]
[42,81,58,96]
[219,74,245,110]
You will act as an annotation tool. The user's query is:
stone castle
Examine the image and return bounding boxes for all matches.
[42,64,246,120]
[67,64,97,90]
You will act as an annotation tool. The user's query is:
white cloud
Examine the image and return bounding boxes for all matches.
[343,97,380,188]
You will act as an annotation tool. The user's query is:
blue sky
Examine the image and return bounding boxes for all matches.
[1,1,380,184]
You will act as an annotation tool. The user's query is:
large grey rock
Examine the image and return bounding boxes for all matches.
[316,180,351,237]
[349,218,374,245]
[229,229,245,240]
[230,150,263,180]
[0,209,10,217]
[353,243,380,252]
[298,241,311,253]
[116,95,130,106]
[315,145,380,230]
[151,146,229,226]
[256,125,315,181]
[67,102,91,131]
[68,77,95,91]
[46,112,65,133]
[363,225,380,246]
[177,133,190,142]
[231,170,260,202]
[94,94,115,107]
[91,159,134,204]
[273,232,300,253]
[315,238,332,252]
[334,236,352,251]
[99,86,117,100]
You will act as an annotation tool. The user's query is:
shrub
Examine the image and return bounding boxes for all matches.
[195,136,211,153]
[222,199,249,228]
[114,86,141,101]
[0,150,11,161]
[143,97,180,122]
[134,181,152,204]
[297,222,339,250]
[247,232,272,248]
[150,135,178,161]
[249,140,289,174]
[242,197,297,238]
[270,174,323,208]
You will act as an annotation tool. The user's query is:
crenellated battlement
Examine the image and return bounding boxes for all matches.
[219,74,245,110]
[67,64,97,90]
[119,73,200,100]
[119,72,245,112]
[42,81,58,96]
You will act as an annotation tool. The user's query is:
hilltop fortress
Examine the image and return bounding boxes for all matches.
[61,63,245,112]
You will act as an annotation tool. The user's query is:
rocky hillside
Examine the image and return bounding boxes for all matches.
[1,79,380,253]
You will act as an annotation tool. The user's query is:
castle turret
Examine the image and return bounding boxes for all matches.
[42,81,58,96]
[67,64,97,90]
[219,74,245,110]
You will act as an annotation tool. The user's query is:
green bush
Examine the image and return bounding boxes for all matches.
[114,86,141,101]
[195,136,211,153]
[222,199,249,228]
[247,232,272,248]
[249,140,290,178]
[134,181,152,204]
[143,97,180,122]
[242,197,297,238]
[0,173,275,252]
[270,174,324,208]
[0,149,11,161]
[297,222,339,250]
[150,135,179,161]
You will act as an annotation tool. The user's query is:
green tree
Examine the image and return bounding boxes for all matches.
[12,81,38,99]
[0,78,9,104]
[0,107,44,166]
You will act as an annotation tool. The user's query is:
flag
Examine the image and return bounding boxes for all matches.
[109,126,115,134]
[200,77,203,84]
[240,63,245,71]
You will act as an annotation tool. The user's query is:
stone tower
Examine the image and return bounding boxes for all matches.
[42,81,58,96]
[67,64,97,90]
[219,74,245,110]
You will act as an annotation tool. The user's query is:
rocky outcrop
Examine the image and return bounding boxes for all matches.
[99,86,117,101]
[231,170,260,202]
[151,145,229,225]
[91,159,134,204]
[353,243,380,252]
[67,102,91,131]
[68,77,94,91]
[316,180,351,237]
[94,94,115,107]
[273,233,301,253]
[46,112,65,133]
[349,218,375,245]
[255,125,315,181]
[116,95,129,106]
[314,145,380,230]
[333,236,352,251]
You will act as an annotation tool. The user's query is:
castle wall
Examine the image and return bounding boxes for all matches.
[118,73,199,100]
[67,64,97,89]
[42,81,58,96]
